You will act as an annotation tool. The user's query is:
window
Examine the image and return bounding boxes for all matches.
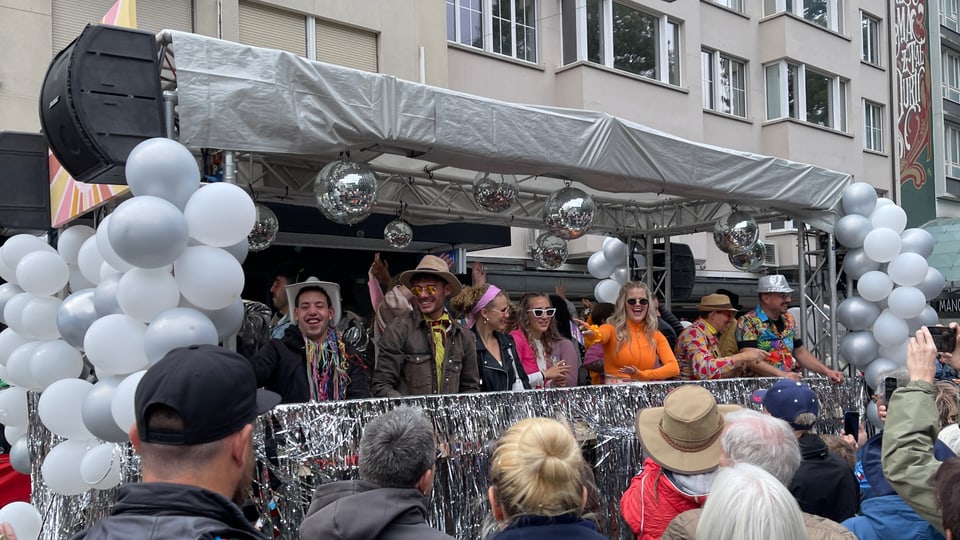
[944,49,960,102]
[709,0,745,12]
[564,0,681,85]
[765,60,847,130]
[446,0,538,62]
[861,12,880,65]
[943,0,960,33]
[52,0,193,52]
[863,101,883,152]
[702,50,747,117]
[946,123,960,179]
[763,0,843,33]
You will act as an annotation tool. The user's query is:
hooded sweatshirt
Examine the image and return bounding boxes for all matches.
[299,479,452,540]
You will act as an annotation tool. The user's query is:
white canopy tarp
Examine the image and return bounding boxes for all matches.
[167,30,851,233]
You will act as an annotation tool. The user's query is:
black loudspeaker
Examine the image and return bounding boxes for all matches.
[39,24,164,184]
[653,242,696,300]
[0,132,51,232]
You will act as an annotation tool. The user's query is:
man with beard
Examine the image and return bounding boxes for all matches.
[736,275,844,382]
[268,262,304,339]
[70,345,281,540]
[372,255,480,397]
[252,277,370,403]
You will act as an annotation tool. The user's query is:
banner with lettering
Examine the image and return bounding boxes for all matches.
[895,0,938,227]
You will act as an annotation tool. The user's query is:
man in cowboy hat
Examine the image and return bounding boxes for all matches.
[251,276,370,403]
[620,385,740,540]
[736,275,844,383]
[371,255,480,397]
[674,293,769,380]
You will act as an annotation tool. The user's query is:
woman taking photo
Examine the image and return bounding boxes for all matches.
[452,284,530,392]
[486,417,605,539]
[581,282,679,382]
[510,293,573,389]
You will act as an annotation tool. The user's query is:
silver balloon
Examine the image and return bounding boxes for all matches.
[866,400,884,429]
[57,288,99,350]
[839,331,879,369]
[314,159,377,225]
[542,186,595,240]
[901,228,936,258]
[841,248,881,280]
[107,196,189,269]
[473,172,519,212]
[0,283,24,325]
[729,242,765,272]
[864,357,901,392]
[143,307,219,365]
[532,233,568,269]
[81,376,130,443]
[713,211,759,255]
[836,296,881,331]
[383,218,413,249]
[918,267,946,301]
[93,273,123,317]
[834,214,872,249]
[9,436,30,474]
[841,182,878,217]
[248,203,279,252]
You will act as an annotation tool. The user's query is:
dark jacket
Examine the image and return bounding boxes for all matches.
[371,310,480,397]
[250,325,370,404]
[70,482,264,540]
[299,479,452,540]
[474,329,530,392]
[790,433,860,523]
[489,514,606,540]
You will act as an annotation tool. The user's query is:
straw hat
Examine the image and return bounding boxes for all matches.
[636,385,740,474]
[397,255,462,296]
[285,276,342,325]
[696,294,738,312]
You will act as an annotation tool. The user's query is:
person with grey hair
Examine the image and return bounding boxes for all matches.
[695,462,806,540]
[299,406,452,540]
[662,409,855,540]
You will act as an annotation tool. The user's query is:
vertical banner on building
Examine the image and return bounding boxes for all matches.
[49,0,137,228]
[895,0,938,227]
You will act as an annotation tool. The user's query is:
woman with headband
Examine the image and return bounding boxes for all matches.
[452,283,530,392]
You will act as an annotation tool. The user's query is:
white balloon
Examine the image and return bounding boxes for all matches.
[1,234,54,271]
[0,250,17,285]
[107,196,189,269]
[38,378,95,439]
[3,292,34,336]
[31,340,84,390]
[5,424,27,443]
[20,296,63,340]
[68,264,96,292]
[4,342,41,390]
[95,214,135,273]
[41,439,93,496]
[872,309,910,348]
[862,227,902,263]
[0,283,24,325]
[906,305,940,332]
[0,501,42,540]
[196,298,245,340]
[918,267,946,301]
[0,386,29,426]
[869,203,908,233]
[117,268,181,323]
[900,228,937,258]
[8,436,30,474]
[886,252,929,287]
[887,286,927,319]
[143,307,219,364]
[93,273,124,318]
[184,183,257,248]
[875,198,895,209]
[58,225,96,266]
[83,314,149,375]
[16,250,69,296]
[174,246,245,310]
[587,252,615,280]
[594,279,621,304]
[80,443,123,489]
[124,137,200,209]
[879,341,909,366]
[76,235,104,286]
[857,271,893,302]
[602,237,629,265]
[223,238,249,264]
[99,261,122,281]
[0,328,30,367]
[111,370,146,435]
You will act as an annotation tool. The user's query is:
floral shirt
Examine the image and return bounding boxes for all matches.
[674,318,741,380]
[735,306,799,372]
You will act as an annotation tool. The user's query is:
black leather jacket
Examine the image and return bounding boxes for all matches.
[473,329,530,392]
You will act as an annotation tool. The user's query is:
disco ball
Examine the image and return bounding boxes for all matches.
[248,203,279,252]
[729,241,765,272]
[314,159,377,225]
[384,218,413,249]
[532,233,568,269]
[713,211,759,255]
[473,172,519,212]
[542,186,595,240]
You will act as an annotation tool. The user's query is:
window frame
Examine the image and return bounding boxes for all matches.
[946,123,960,179]
[763,0,844,33]
[702,48,747,118]
[863,100,883,152]
[860,11,881,66]
[943,0,960,33]
[944,48,960,103]
[707,0,745,13]
[764,59,847,131]
[447,0,539,63]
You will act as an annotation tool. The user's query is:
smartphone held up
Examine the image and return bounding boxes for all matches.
[926,325,958,354]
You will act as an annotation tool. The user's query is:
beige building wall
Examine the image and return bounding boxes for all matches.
[0,1,52,132]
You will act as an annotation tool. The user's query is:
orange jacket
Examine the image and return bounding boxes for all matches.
[588,320,679,381]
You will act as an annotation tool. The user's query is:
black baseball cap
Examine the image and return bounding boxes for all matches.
[135,344,281,445]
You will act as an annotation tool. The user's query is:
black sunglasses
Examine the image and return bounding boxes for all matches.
[626,298,650,306]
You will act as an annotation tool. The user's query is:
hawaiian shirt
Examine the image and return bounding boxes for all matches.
[735,306,797,372]
[675,318,738,380]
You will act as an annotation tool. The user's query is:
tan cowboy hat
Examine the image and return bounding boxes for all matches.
[636,385,740,474]
[696,294,739,313]
[397,255,463,296]
[285,277,342,325]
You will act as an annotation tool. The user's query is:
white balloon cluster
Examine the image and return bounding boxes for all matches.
[835,182,942,412]
[588,238,631,303]
[0,137,254,497]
